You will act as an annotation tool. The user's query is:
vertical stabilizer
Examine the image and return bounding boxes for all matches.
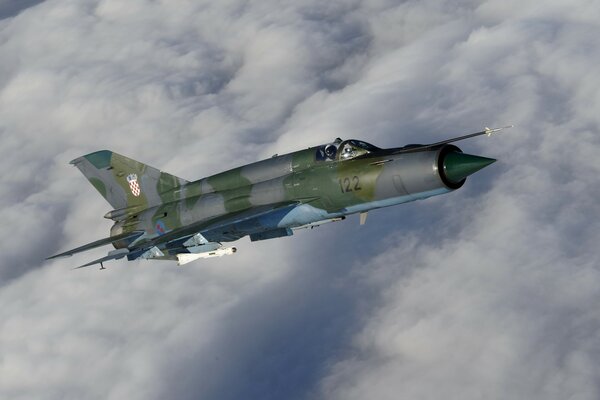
[70,150,188,210]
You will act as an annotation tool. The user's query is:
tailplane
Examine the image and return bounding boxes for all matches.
[70,150,188,210]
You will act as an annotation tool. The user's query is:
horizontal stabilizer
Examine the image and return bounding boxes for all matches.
[104,205,147,221]
[47,231,144,260]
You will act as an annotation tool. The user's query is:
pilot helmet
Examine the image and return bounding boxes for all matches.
[341,145,354,159]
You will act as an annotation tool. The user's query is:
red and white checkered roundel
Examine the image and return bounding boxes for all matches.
[126,173,141,197]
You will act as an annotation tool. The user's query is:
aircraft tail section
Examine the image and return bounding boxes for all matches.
[70,150,189,211]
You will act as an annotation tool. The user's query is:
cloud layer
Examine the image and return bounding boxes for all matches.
[1,0,599,399]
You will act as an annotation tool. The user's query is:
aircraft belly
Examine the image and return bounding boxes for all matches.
[342,188,451,215]
[277,204,333,228]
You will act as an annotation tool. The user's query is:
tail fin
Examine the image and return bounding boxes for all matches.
[70,150,188,211]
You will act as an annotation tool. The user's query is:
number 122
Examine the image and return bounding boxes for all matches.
[339,176,362,193]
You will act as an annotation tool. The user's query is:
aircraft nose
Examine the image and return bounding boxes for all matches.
[443,152,496,183]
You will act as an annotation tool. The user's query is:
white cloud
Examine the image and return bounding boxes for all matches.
[1,0,599,399]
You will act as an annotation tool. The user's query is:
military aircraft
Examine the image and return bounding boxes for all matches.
[47,126,511,269]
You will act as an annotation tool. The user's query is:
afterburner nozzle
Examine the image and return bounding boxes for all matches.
[443,152,496,183]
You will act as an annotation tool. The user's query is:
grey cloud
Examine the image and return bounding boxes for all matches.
[0,0,372,279]
[0,0,44,20]
[1,0,599,399]
[319,192,600,399]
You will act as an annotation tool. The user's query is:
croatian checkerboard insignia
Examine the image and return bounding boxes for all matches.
[127,173,141,197]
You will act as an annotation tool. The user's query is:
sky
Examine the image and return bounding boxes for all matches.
[1,0,599,399]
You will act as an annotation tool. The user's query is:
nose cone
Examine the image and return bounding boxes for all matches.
[443,152,496,183]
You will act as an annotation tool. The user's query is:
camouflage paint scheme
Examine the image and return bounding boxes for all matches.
[49,128,503,267]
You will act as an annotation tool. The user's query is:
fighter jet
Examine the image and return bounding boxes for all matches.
[47,126,511,269]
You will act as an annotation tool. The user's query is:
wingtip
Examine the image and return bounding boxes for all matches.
[46,253,72,261]
[73,260,101,269]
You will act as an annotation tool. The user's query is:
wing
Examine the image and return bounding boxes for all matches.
[66,201,307,269]
[131,201,302,251]
[74,249,130,269]
[46,231,144,259]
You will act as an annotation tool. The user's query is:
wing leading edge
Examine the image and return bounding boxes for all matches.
[46,231,144,260]
[50,200,307,269]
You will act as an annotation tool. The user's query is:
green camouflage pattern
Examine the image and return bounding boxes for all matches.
[52,129,500,267]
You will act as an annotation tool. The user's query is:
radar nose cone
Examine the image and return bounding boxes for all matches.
[443,152,496,183]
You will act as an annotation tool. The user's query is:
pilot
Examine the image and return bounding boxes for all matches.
[341,144,355,159]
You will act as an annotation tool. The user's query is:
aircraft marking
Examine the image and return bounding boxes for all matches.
[127,173,141,197]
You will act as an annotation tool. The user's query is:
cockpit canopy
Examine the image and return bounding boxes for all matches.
[315,139,380,162]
